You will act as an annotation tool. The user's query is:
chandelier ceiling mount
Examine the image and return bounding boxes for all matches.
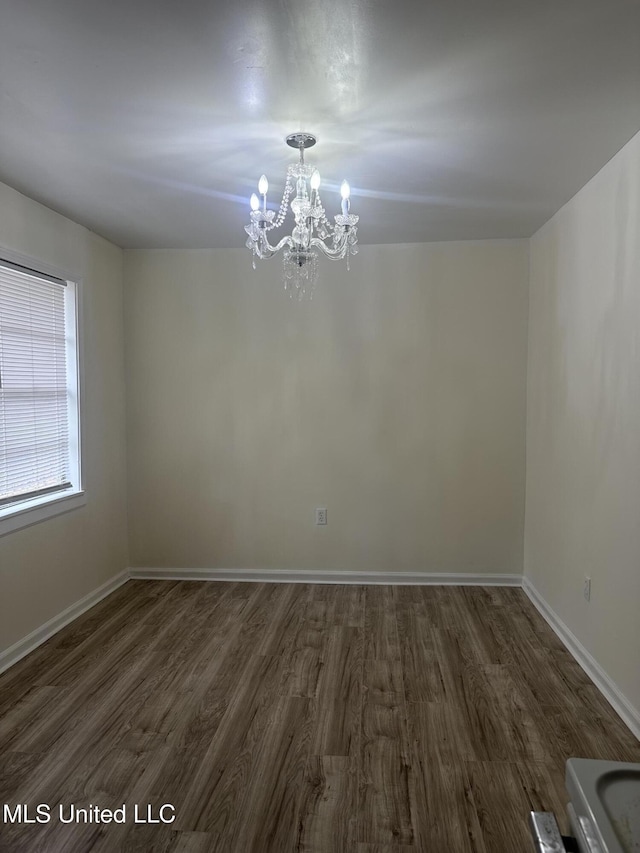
[285,132,317,150]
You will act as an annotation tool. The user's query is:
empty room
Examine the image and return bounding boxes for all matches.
[1,0,639,851]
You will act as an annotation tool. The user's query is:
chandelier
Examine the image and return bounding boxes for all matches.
[244,132,359,299]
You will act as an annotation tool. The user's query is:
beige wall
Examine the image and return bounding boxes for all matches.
[124,240,529,574]
[0,182,129,654]
[525,129,640,712]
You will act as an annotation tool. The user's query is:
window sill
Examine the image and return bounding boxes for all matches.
[0,490,86,537]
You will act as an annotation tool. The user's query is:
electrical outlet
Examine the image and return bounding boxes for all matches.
[583,576,591,601]
[315,507,327,526]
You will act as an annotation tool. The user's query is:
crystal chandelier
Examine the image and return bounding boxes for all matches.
[245,133,359,299]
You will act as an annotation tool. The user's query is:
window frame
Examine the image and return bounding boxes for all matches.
[0,246,86,537]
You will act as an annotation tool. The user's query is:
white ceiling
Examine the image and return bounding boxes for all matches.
[1,0,639,249]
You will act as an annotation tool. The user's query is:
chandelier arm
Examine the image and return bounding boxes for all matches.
[258,232,294,257]
[309,236,351,259]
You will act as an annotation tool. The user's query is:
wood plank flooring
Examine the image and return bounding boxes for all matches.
[1,580,638,852]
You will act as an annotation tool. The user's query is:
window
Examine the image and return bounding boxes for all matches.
[0,256,84,535]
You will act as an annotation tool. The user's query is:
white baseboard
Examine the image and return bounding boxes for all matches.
[128,567,523,586]
[0,569,130,675]
[522,576,640,741]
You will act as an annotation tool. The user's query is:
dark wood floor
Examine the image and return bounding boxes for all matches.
[1,581,638,852]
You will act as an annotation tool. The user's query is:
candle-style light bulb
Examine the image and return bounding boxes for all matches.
[250,193,260,212]
[310,170,321,191]
[258,174,269,196]
[340,180,351,215]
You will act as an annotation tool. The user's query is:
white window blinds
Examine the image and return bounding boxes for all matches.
[0,259,72,507]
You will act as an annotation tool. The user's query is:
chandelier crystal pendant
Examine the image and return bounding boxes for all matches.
[244,133,359,299]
